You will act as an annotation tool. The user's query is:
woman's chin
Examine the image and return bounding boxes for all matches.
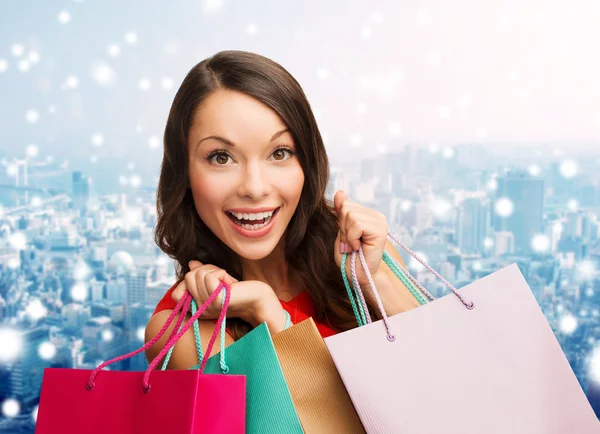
[227,236,283,261]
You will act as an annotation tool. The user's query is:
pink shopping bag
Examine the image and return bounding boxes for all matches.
[325,233,600,434]
[36,282,245,434]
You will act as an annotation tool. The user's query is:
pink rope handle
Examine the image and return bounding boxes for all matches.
[85,281,231,393]
[386,231,473,309]
[86,289,189,390]
[350,246,396,341]
[350,250,372,324]
[143,281,231,390]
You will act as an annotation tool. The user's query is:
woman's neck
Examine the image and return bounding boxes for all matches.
[240,242,302,302]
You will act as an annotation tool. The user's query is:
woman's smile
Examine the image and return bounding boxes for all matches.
[225,206,281,238]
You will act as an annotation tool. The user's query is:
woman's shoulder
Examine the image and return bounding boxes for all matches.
[152,281,180,316]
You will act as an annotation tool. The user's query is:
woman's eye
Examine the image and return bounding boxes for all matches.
[271,148,293,161]
[208,152,231,165]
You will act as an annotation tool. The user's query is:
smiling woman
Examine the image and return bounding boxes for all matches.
[145,50,417,369]
[188,89,305,259]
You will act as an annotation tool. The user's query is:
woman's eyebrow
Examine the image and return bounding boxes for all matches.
[196,128,290,148]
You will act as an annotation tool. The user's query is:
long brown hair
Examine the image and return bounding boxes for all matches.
[154,50,375,339]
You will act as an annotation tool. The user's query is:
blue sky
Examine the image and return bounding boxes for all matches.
[1,0,599,192]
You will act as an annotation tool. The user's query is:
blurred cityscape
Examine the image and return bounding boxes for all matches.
[1,143,600,431]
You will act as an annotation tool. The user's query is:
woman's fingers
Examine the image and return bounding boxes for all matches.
[334,190,348,216]
[345,217,364,251]
[204,269,236,297]
[189,260,203,270]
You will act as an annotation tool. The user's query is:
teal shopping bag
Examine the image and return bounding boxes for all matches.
[162,300,303,434]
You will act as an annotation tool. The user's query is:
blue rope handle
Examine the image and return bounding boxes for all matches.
[283,309,292,330]
[382,251,429,305]
[341,252,367,327]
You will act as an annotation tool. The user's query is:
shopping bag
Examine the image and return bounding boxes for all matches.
[163,303,304,433]
[324,233,600,434]
[36,282,245,434]
[272,317,365,433]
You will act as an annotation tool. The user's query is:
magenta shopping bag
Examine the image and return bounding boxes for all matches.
[36,282,245,434]
[325,233,600,434]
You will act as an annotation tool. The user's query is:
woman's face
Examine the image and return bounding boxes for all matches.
[187,89,305,261]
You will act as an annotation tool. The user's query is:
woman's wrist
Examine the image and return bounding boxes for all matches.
[241,283,288,333]
[252,300,288,333]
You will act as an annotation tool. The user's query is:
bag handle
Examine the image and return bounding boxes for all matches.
[85,281,231,393]
[340,235,435,327]
[161,295,230,374]
[346,232,475,341]
[381,251,434,304]
[386,232,471,304]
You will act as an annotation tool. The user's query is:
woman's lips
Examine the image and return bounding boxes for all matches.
[225,207,280,238]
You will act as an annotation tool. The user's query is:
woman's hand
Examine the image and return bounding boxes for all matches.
[333,190,388,284]
[171,261,289,333]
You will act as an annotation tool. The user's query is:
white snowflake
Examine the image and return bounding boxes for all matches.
[528,164,541,176]
[26,299,47,321]
[316,68,329,80]
[531,234,550,253]
[28,51,40,64]
[130,175,142,188]
[25,109,39,123]
[102,330,114,342]
[124,31,138,45]
[148,136,161,149]
[494,197,514,218]
[71,283,88,302]
[2,398,20,418]
[138,78,151,91]
[107,44,121,57]
[38,341,56,360]
[559,313,578,335]
[90,61,116,87]
[57,10,71,24]
[11,44,25,57]
[0,328,22,362]
[559,160,578,179]
[92,133,105,146]
[161,77,174,90]
[442,147,455,159]
[246,24,258,35]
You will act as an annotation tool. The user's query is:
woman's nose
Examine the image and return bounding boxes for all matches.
[237,162,272,199]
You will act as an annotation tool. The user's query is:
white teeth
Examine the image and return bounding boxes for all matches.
[231,210,275,221]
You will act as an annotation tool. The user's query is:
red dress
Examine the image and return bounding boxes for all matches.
[153,282,338,338]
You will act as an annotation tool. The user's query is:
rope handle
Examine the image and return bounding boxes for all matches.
[386,231,474,308]
[341,249,432,327]
[187,300,294,372]
[86,281,231,393]
[165,293,230,374]
[341,232,475,341]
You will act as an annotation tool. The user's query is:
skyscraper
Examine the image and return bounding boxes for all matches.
[72,171,90,211]
[10,326,52,405]
[456,197,489,253]
[493,171,544,255]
